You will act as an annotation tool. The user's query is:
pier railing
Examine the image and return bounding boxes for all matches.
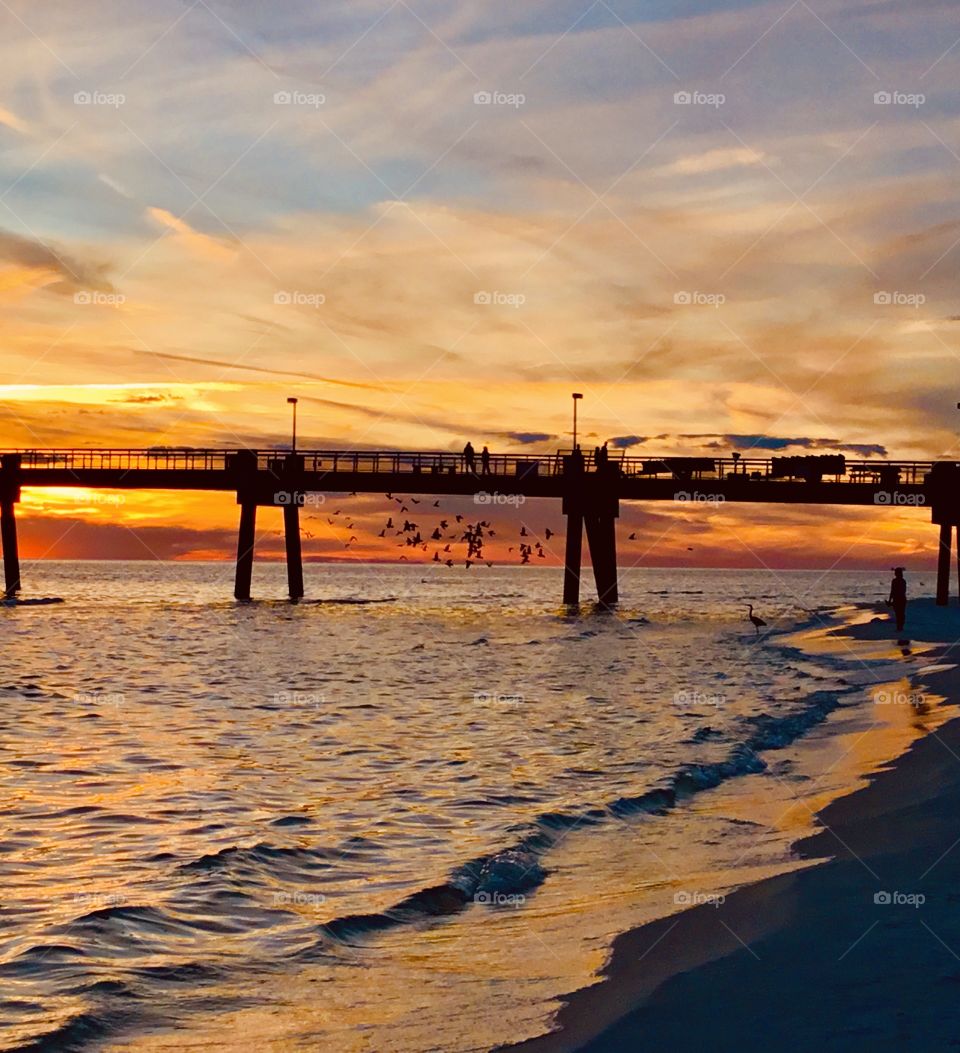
[1,448,937,486]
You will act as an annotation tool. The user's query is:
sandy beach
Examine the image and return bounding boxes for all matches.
[502,597,960,1053]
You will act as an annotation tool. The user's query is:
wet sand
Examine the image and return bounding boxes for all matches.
[502,598,960,1052]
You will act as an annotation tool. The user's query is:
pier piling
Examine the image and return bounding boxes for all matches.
[937,522,952,606]
[1,497,20,596]
[234,500,257,601]
[563,511,583,605]
[283,504,304,600]
[585,513,619,606]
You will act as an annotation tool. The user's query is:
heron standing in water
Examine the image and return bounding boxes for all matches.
[747,604,766,635]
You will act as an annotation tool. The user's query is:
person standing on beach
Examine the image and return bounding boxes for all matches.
[888,567,907,632]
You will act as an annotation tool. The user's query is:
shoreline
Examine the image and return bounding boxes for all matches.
[501,597,960,1053]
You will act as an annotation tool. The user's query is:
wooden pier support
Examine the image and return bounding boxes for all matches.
[283,504,304,601]
[234,500,257,601]
[563,511,583,605]
[1,497,20,596]
[585,513,619,606]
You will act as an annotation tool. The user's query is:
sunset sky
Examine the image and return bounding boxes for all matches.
[0,0,957,567]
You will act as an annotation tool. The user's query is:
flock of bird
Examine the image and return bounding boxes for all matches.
[302,492,767,632]
[304,492,559,571]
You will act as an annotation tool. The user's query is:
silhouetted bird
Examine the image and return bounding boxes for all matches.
[628,532,636,540]
[544,528,554,540]
[747,604,766,635]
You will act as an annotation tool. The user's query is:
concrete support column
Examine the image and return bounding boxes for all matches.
[283,503,304,601]
[585,513,619,606]
[563,511,583,605]
[1,497,20,596]
[937,521,951,606]
[234,500,256,601]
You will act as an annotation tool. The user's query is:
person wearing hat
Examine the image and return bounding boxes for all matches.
[887,567,907,632]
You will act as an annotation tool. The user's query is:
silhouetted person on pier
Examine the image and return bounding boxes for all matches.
[463,442,476,473]
[593,446,602,470]
[888,567,907,632]
[481,446,491,474]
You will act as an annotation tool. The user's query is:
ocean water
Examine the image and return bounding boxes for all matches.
[0,562,942,1051]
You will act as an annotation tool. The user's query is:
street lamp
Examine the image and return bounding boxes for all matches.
[572,393,583,449]
[287,397,298,452]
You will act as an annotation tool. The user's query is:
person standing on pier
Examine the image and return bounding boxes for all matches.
[887,567,907,632]
[463,442,476,473]
[481,446,491,474]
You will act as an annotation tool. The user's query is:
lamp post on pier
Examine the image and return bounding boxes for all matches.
[287,397,298,452]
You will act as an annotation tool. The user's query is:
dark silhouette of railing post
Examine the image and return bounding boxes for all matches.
[229,451,258,601]
[283,453,304,601]
[0,454,21,596]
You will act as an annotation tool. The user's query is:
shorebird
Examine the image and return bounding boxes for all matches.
[747,604,766,635]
